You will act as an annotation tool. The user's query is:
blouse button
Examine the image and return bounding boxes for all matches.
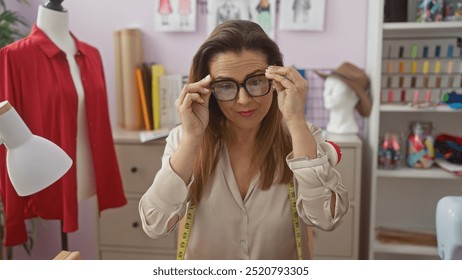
[240,240,247,247]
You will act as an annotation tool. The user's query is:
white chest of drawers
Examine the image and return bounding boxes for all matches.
[312,134,362,260]
[99,129,176,259]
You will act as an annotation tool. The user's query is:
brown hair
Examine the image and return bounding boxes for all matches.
[188,20,292,205]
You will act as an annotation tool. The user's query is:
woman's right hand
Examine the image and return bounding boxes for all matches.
[175,75,212,141]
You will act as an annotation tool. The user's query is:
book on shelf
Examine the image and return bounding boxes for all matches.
[141,62,153,129]
[151,64,165,130]
[136,67,151,131]
[159,75,183,129]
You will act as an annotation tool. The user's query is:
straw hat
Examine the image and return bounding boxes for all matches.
[315,62,372,117]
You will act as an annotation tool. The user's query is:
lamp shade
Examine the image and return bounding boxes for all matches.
[0,101,72,196]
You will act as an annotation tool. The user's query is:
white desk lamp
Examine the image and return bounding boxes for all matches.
[0,100,72,196]
[436,196,462,260]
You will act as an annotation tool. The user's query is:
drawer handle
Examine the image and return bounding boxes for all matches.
[132,222,139,228]
[130,167,138,173]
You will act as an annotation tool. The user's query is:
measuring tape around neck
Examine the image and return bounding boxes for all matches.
[176,182,302,260]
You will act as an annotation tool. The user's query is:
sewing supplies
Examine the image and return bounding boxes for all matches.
[379,132,401,169]
[448,60,454,87]
[441,91,462,109]
[423,60,429,87]
[413,90,420,106]
[434,134,462,165]
[407,121,435,168]
[435,60,442,87]
[388,89,395,103]
[411,45,418,88]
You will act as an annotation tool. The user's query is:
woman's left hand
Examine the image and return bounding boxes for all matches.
[265,66,308,124]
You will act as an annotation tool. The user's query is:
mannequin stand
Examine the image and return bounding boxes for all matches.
[43,0,66,12]
[61,221,68,251]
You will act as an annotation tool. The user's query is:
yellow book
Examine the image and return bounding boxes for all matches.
[151,64,165,130]
[136,68,151,131]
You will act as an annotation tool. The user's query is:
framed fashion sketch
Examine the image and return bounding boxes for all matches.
[249,0,277,39]
[154,0,197,32]
[207,0,276,39]
[279,0,326,31]
[207,0,250,34]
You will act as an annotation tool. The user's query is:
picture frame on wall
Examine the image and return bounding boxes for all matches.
[207,0,251,34]
[207,0,276,39]
[249,0,277,39]
[154,0,197,32]
[279,0,326,31]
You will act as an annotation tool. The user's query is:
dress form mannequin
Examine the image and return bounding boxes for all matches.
[36,3,96,201]
[323,76,359,134]
[0,1,126,254]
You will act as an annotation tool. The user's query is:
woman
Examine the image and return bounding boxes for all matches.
[139,20,348,260]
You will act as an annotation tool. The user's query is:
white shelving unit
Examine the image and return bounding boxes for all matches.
[365,0,462,260]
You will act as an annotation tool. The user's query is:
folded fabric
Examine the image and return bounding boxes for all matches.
[434,134,462,165]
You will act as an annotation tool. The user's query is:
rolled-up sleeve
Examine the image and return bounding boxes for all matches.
[139,126,190,239]
[286,125,349,231]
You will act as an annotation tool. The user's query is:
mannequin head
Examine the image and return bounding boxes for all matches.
[322,76,359,134]
[323,76,359,111]
[315,62,371,117]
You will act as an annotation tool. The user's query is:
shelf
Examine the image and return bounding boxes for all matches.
[380,104,459,112]
[377,167,461,179]
[383,22,462,38]
[374,241,438,257]
[383,21,462,31]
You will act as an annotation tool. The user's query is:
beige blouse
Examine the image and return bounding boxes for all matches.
[139,124,349,259]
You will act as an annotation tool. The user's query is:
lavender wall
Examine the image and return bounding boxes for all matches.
[5,0,369,259]
[12,0,368,127]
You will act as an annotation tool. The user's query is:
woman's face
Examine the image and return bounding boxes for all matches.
[209,50,273,133]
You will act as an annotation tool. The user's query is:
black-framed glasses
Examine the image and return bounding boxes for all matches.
[210,74,272,102]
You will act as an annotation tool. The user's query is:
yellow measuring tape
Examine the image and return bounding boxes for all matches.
[176,182,302,260]
[288,182,303,260]
[176,205,196,260]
